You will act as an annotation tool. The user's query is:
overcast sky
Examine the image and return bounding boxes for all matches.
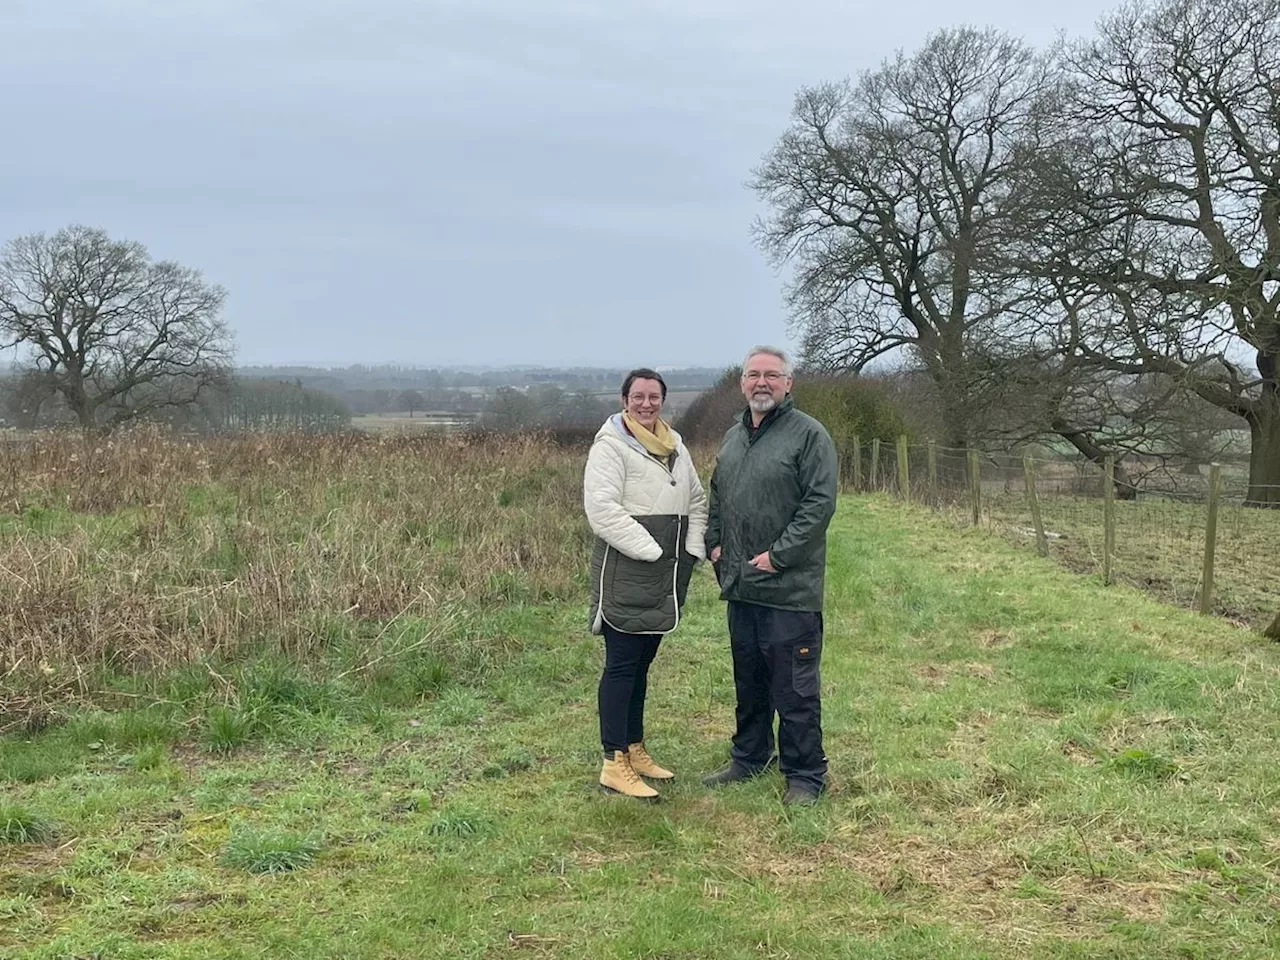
[0,0,1119,369]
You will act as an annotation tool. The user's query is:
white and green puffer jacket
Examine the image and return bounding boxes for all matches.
[584,414,708,635]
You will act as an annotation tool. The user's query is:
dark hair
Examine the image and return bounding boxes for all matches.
[621,368,667,400]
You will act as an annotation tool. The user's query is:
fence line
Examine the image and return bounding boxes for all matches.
[845,436,1280,636]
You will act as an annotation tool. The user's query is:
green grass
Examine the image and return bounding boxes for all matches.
[202,706,258,754]
[0,805,54,844]
[2,496,1279,958]
[952,485,1280,630]
[219,826,322,874]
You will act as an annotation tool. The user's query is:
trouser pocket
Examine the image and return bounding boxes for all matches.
[792,639,821,698]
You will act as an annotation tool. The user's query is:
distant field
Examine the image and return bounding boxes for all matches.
[350,412,477,433]
[350,389,703,434]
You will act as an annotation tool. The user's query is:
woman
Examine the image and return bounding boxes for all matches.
[584,367,708,800]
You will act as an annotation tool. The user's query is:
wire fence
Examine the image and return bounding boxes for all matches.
[845,436,1280,636]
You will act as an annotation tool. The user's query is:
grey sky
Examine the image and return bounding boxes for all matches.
[1,0,1118,369]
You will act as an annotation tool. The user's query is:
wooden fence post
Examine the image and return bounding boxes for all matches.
[897,435,910,500]
[927,440,938,507]
[1199,463,1222,615]
[852,437,863,492]
[1024,456,1048,558]
[871,439,881,492]
[968,450,981,526]
[1103,456,1116,585]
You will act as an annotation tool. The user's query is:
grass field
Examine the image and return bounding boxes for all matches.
[861,445,1278,632]
[957,491,1280,632]
[4,432,1280,958]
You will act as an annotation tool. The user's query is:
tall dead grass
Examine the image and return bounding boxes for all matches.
[0,427,592,693]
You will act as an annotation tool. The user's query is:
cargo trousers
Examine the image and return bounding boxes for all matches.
[726,601,827,792]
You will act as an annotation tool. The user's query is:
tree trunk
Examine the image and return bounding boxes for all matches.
[1052,422,1138,500]
[67,391,96,432]
[1245,389,1280,507]
[1264,609,1280,641]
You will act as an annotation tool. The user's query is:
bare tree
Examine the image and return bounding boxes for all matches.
[1044,0,1280,504]
[753,27,1059,448]
[0,368,60,429]
[0,225,233,432]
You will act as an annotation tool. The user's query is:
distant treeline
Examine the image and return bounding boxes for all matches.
[479,385,617,433]
[0,374,352,434]
[0,364,727,434]
[237,364,725,417]
[0,374,631,436]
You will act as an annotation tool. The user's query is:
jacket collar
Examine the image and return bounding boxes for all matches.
[741,394,794,439]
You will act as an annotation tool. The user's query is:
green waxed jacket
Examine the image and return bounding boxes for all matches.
[705,396,838,612]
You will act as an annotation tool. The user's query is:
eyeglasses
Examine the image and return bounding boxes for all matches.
[627,394,663,404]
[742,371,788,382]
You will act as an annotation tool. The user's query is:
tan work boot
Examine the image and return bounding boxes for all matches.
[627,742,674,780]
[599,750,659,801]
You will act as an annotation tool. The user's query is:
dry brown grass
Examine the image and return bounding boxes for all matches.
[0,427,592,693]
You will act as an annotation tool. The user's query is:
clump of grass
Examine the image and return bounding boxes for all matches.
[355,700,397,735]
[220,826,321,874]
[1108,747,1180,781]
[91,707,183,747]
[236,659,336,716]
[435,687,485,726]
[479,746,535,780]
[131,742,167,771]
[204,706,257,754]
[496,746,536,774]
[1190,848,1228,871]
[0,893,39,921]
[427,806,493,838]
[0,804,55,844]
[0,739,78,783]
[367,649,451,706]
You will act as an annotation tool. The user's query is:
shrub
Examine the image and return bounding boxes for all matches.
[675,367,745,446]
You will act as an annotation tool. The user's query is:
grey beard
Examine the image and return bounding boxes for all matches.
[749,394,777,413]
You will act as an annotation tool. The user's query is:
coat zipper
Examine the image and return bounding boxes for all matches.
[669,515,683,629]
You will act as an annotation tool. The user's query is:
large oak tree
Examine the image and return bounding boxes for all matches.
[0,225,233,432]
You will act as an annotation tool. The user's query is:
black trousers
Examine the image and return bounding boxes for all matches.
[598,624,662,755]
[727,601,827,791]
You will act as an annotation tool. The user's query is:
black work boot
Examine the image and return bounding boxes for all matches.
[701,756,776,787]
[781,782,821,806]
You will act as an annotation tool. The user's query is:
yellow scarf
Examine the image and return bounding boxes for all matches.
[622,412,677,459]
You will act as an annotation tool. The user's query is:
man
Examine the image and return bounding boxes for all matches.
[702,346,838,806]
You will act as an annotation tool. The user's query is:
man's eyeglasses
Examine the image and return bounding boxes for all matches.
[742,371,788,382]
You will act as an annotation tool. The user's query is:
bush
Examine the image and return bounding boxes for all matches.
[677,368,909,485]
[675,367,744,446]
[791,375,909,484]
